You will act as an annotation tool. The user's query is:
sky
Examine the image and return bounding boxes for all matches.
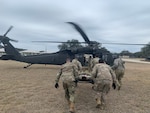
[0,0,150,53]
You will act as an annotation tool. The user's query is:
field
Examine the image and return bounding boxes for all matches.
[0,60,150,113]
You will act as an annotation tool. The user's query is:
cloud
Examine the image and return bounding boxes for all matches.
[0,0,150,53]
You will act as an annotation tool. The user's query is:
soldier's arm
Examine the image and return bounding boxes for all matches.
[55,68,62,83]
[123,60,125,64]
[73,64,78,79]
[111,60,118,70]
[78,61,82,71]
[109,67,117,83]
[122,60,125,66]
[91,65,97,79]
[91,60,94,68]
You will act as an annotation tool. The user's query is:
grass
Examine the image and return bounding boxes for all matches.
[0,60,149,113]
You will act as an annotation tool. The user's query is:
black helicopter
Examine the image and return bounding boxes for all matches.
[0,22,146,68]
[0,23,111,68]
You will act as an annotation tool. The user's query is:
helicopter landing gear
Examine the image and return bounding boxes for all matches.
[24,64,32,68]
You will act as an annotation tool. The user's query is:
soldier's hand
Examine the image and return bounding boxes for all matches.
[55,83,59,89]
[89,79,94,84]
[74,78,79,83]
[112,83,116,89]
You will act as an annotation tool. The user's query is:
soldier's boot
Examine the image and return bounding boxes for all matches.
[118,85,121,90]
[67,100,71,106]
[100,102,106,110]
[100,96,106,110]
[69,102,75,113]
[95,98,101,108]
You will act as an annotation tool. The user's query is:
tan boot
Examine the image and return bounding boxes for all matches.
[69,102,75,113]
[67,100,71,106]
[100,102,106,110]
[95,98,101,108]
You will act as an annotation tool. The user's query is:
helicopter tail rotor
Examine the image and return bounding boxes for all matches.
[0,26,18,43]
[3,26,13,37]
[9,38,18,42]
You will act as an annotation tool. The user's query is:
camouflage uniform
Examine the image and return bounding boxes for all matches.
[112,57,125,90]
[91,57,100,69]
[55,61,78,112]
[92,63,117,109]
[72,58,82,73]
[87,56,93,72]
[72,58,82,87]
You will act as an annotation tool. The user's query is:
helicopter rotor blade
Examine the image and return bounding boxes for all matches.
[32,41,86,43]
[67,22,91,45]
[3,26,13,37]
[32,41,148,46]
[9,38,18,42]
[101,42,148,46]
[32,41,68,43]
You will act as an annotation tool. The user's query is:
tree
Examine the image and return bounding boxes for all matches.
[100,47,110,53]
[141,42,150,58]
[133,52,142,58]
[120,50,132,56]
[58,39,83,50]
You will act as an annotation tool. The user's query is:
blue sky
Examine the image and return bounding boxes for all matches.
[0,0,150,53]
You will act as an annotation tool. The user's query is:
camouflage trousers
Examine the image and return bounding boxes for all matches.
[115,69,125,86]
[63,81,76,103]
[92,79,111,105]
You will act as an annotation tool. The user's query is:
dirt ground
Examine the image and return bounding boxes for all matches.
[0,60,150,113]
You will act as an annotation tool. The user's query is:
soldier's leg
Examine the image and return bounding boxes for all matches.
[100,81,111,110]
[118,76,122,90]
[94,83,103,108]
[115,70,121,90]
[95,92,101,108]
[68,82,76,113]
[100,92,105,110]
[63,82,70,104]
[118,71,124,90]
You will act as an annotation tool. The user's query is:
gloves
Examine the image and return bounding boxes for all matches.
[89,79,94,84]
[74,78,79,83]
[112,82,116,89]
[55,83,59,88]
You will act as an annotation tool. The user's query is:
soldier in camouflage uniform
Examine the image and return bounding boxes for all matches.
[112,56,125,90]
[91,59,118,109]
[88,56,93,72]
[72,57,82,87]
[55,57,78,113]
[91,55,100,69]
[72,57,82,73]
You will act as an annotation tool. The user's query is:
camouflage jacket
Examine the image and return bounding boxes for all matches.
[72,59,82,71]
[92,63,117,83]
[91,57,100,68]
[112,58,125,70]
[55,62,78,83]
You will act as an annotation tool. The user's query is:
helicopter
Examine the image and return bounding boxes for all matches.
[0,23,110,68]
[0,22,147,68]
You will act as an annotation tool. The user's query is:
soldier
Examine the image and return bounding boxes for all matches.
[91,59,118,109]
[87,56,93,72]
[91,54,100,69]
[72,57,82,87]
[72,57,82,73]
[55,57,78,113]
[111,56,125,90]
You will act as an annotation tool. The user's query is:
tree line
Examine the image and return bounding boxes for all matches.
[119,42,150,58]
[58,39,150,58]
